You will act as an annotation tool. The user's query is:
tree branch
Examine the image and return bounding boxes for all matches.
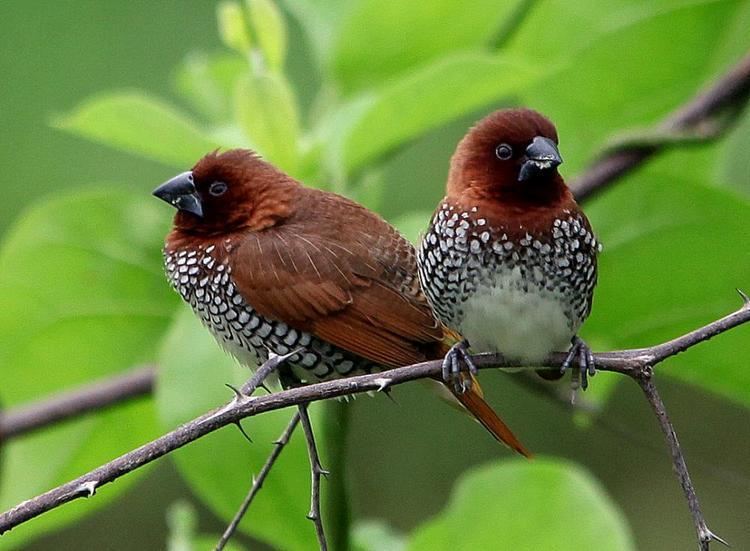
[298,404,329,551]
[0,366,155,440]
[636,377,729,551]
[1,294,747,538]
[571,51,750,201]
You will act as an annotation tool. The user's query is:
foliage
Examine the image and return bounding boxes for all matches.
[1,0,749,549]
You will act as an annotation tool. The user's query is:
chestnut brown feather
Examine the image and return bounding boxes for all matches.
[156,148,530,456]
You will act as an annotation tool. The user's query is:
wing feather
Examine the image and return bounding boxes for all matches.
[230,190,442,367]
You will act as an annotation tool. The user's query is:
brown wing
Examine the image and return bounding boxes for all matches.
[230,189,443,368]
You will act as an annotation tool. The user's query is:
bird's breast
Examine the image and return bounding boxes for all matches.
[418,203,599,363]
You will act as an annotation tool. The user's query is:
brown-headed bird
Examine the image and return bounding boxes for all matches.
[153,149,530,457]
[417,109,600,390]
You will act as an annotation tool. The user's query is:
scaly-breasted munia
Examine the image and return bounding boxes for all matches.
[417,109,600,389]
[153,149,530,456]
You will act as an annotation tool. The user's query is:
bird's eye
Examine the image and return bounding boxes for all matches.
[209,181,228,196]
[495,144,513,160]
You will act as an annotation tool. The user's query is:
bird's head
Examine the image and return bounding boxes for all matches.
[447,108,566,205]
[153,149,296,235]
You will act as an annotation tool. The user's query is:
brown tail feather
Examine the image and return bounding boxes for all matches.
[449,378,532,459]
[434,327,531,458]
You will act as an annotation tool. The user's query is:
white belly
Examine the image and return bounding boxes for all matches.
[458,267,575,363]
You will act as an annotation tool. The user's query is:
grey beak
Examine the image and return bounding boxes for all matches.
[518,136,562,182]
[152,171,203,218]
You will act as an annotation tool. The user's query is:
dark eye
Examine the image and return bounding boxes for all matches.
[209,181,228,196]
[495,143,513,160]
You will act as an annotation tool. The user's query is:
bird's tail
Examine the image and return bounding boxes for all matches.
[449,377,532,458]
[438,330,532,458]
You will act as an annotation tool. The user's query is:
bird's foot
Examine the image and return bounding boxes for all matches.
[442,340,477,394]
[560,336,596,394]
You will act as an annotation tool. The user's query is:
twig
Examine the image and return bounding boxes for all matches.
[636,376,729,551]
[0,294,747,537]
[0,366,155,440]
[571,51,750,201]
[215,412,301,551]
[298,404,329,551]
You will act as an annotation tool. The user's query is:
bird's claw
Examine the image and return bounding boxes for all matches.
[560,336,596,392]
[441,340,477,394]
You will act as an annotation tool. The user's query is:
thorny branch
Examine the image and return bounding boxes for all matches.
[571,51,750,201]
[0,295,748,545]
[298,404,329,551]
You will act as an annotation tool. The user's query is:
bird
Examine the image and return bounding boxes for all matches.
[417,108,600,391]
[153,148,530,457]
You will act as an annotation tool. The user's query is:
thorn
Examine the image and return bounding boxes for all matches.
[271,347,304,366]
[737,288,750,305]
[77,480,98,497]
[233,421,253,444]
[306,512,318,521]
[372,377,392,392]
[382,388,398,404]
[225,383,244,400]
[701,525,730,548]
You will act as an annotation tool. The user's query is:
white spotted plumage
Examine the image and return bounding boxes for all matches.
[417,202,599,363]
[163,245,375,383]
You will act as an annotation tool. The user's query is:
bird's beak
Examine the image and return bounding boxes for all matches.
[152,171,204,218]
[518,136,562,182]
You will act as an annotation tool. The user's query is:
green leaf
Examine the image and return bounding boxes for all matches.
[247,0,288,72]
[719,106,750,196]
[279,0,350,71]
[166,500,248,551]
[353,520,406,551]
[156,309,325,551]
[391,211,433,245]
[173,52,247,124]
[510,0,750,174]
[330,0,525,93]
[166,500,198,551]
[584,166,750,406]
[234,72,300,172]
[53,92,221,168]
[217,1,253,54]
[332,53,538,175]
[407,459,635,551]
[0,189,176,548]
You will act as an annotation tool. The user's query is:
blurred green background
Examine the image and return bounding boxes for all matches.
[1,1,749,550]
